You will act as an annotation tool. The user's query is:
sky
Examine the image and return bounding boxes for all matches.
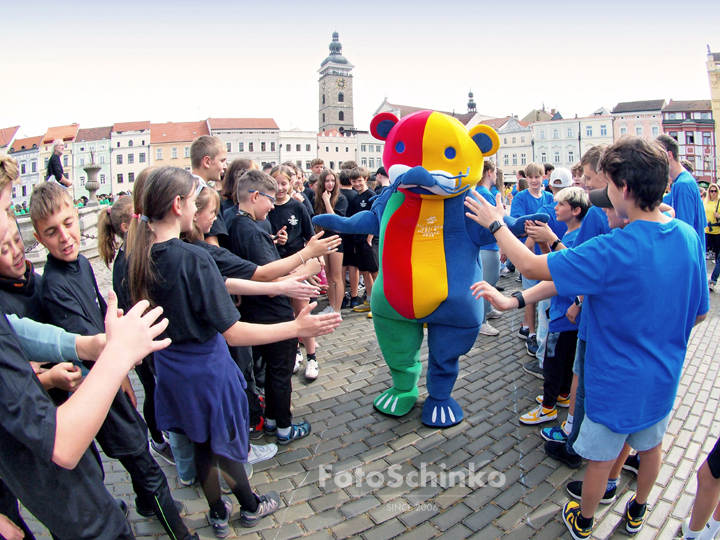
[2,0,719,138]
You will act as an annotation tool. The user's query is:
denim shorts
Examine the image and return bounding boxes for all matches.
[522,276,539,290]
[573,413,670,462]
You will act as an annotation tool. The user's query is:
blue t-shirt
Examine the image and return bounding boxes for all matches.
[476,185,499,251]
[511,190,553,245]
[669,170,706,252]
[547,219,709,433]
[534,202,568,255]
[548,228,580,333]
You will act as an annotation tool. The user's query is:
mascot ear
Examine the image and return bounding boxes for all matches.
[371,113,399,141]
[468,125,500,157]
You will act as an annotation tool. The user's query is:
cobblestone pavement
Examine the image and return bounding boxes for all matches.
[22,258,720,540]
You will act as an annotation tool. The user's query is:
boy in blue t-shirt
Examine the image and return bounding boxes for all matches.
[465,136,709,539]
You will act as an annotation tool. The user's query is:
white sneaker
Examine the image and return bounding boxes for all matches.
[486,309,503,319]
[318,306,335,315]
[499,266,510,277]
[248,443,278,465]
[479,322,499,336]
[293,348,303,374]
[305,359,319,380]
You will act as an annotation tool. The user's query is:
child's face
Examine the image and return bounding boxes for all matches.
[254,189,276,221]
[554,200,576,224]
[351,176,367,192]
[274,175,292,201]
[180,189,199,233]
[583,163,607,191]
[324,175,336,192]
[34,203,81,262]
[527,175,543,191]
[194,198,218,235]
[312,163,323,175]
[0,218,26,280]
[207,150,228,183]
[293,172,305,192]
[0,185,11,240]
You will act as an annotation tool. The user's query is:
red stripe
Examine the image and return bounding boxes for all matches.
[383,191,421,319]
[384,111,431,169]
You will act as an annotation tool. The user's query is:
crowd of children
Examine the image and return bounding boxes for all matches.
[0,130,718,539]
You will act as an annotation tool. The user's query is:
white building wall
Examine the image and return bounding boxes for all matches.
[73,140,112,197]
[279,130,317,172]
[210,130,280,168]
[11,149,40,208]
[110,130,151,195]
[317,133,357,171]
[357,132,384,171]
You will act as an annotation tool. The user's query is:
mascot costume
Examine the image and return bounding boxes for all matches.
[313,111,548,428]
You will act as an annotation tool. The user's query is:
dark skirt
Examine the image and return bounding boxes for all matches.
[154,333,249,462]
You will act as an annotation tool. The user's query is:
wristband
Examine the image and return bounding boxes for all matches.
[574,296,582,307]
[550,238,561,251]
[511,291,526,309]
[297,252,306,265]
[489,220,505,235]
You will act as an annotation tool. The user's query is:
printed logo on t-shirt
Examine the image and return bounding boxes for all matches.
[288,215,298,226]
[360,200,368,208]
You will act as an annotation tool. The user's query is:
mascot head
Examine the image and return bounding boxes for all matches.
[371,111,500,197]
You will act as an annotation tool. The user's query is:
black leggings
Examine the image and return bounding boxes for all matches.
[135,358,164,444]
[194,439,258,515]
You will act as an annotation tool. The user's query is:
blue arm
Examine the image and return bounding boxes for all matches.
[7,314,81,365]
[466,211,550,246]
[312,185,393,236]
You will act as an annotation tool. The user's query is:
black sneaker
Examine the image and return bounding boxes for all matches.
[566,480,617,504]
[526,335,539,357]
[341,293,351,309]
[151,439,175,465]
[545,441,583,469]
[239,492,281,528]
[623,453,640,476]
[517,326,530,340]
[136,499,183,518]
[523,360,544,379]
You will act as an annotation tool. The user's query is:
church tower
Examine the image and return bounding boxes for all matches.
[319,32,355,133]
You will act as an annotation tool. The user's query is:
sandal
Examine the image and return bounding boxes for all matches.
[276,421,311,446]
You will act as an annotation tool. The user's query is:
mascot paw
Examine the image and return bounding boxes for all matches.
[421,397,463,428]
[374,387,419,417]
[503,213,550,236]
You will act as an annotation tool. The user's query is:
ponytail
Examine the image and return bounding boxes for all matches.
[97,196,133,267]
[125,166,156,258]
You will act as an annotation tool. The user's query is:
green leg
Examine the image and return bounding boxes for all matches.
[372,313,424,417]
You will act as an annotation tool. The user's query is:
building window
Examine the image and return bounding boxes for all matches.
[361,157,367,166]
[139,153,146,163]
[31,161,36,173]
[345,147,349,152]
[376,145,381,152]
[635,126,643,136]
[248,143,254,152]
[128,154,134,164]
[21,185,26,197]
[567,128,573,137]
[306,161,311,169]
[568,151,575,163]
[620,126,627,135]
[286,144,291,151]
[128,140,134,147]
[540,130,546,140]
[184,147,190,158]
[361,144,367,152]
[156,148,163,160]
[687,132,695,144]
[600,125,607,137]
[44,157,49,168]
[261,142,266,152]
[503,154,509,166]
[271,142,276,152]
[540,152,547,162]
[652,126,659,137]
[63,156,68,167]
[78,178,85,188]
[296,144,301,152]
[586,126,593,137]
[669,131,678,141]
[326,147,329,152]
[226,143,232,152]
[306,144,311,151]
[668,113,676,120]
[521,153,526,165]
[117,155,123,165]
[129,172,135,183]
[79,158,85,166]
[117,174,124,184]
[503,138,507,144]
[512,137,517,143]
[171,148,178,159]
[512,154,517,165]
[238,142,244,152]
[339,111,344,122]
[338,92,344,103]
[322,113,325,123]
[322,95,325,105]
[141,140,145,146]
[117,142,121,148]
[99,155,105,164]
[554,151,561,164]
[553,129,559,139]
[704,133,712,146]
[335,147,339,152]
[377,158,382,167]
[296,161,302,168]
[20,163,26,174]
[96,174,103,185]
[369,158,375,167]
[521,136,525,143]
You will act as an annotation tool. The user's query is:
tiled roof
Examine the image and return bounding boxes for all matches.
[663,100,712,112]
[479,117,511,129]
[113,121,151,133]
[521,109,553,124]
[611,100,666,114]
[712,52,720,62]
[0,126,20,147]
[76,126,112,142]
[208,118,279,130]
[42,124,80,145]
[9,136,42,153]
[384,102,477,126]
[150,121,209,144]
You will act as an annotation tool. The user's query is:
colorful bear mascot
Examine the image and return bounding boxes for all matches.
[313,111,548,427]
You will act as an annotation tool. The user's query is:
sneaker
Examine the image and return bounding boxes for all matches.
[179,476,196,487]
[519,405,557,425]
[523,360,544,379]
[541,422,569,443]
[276,421,311,446]
[263,422,278,437]
[515,276,522,282]
[293,347,303,374]
[625,495,647,534]
[711,282,716,292]
[562,500,593,540]
[248,443,278,465]
[517,326,530,340]
[623,453,640,475]
[208,496,233,538]
[499,266,510,277]
[681,517,715,540]
[250,417,265,440]
[367,312,373,319]
[545,440,583,468]
[486,309,503,319]
[341,293,351,309]
[150,439,176,465]
[349,296,361,309]
[566,480,616,504]
[526,335,539,357]
[305,359,319,380]
[479,322,499,336]
[536,394,570,408]
[136,499,183,518]
[318,305,335,315]
[353,300,371,312]
[239,492,281,528]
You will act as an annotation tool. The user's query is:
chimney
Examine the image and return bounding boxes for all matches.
[551,108,556,116]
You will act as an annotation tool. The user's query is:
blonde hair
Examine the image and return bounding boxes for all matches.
[29,181,74,229]
[0,156,19,193]
[525,162,544,178]
[190,135,224,169]
[555,186,590,220]
[185,186,220,242]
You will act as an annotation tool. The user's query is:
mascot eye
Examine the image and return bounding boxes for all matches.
[395,141,405,153]
[444,147,456,159]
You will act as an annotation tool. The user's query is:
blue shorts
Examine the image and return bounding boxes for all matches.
[522,276,539,290]
[573,413,670,462]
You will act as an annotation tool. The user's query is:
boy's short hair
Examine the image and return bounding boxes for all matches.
[235,169,278,203]
[555,186,590,220]
[311,158,324,167]
[338,169,352,186]
[525,162,544,177]
[543,163,554,175]
[655,134,679,161]
[29,181,74,229]
[190,135,225,169]
[571,162,583,178]
[0,156,19,193]
[339,160,357,170]
[348,168,365,181]
[599,135,668,212]
[681,159,695,173]
[581,144,607,171]
[308,173,319,186]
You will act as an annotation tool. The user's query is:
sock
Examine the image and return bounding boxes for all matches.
[265,418,276,428]
[352,296,360,302]
[683,528,702,539]
[607,477,618,491]
[708,517,720,536]
[576,513,593,529]
[521,325,528,331]
[307,353,317,361]
[559,393,570,401]
[564,415,574,436]
[277,426,291,437]
[528,333,537,339]
[210,499,228,520]
[628,499,647,519]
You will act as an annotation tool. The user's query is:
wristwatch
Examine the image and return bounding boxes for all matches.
[550,238,562,251]
[512,291,526,309]
[489,220,505,235]
[574,296,583,307]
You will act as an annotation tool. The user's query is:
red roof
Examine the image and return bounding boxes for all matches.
[42,124,80,145]
[76,126,112,142]
[207,118,279,130]
[663,100,712,113]
[151,121,209,144]
[113,121,151,133]
[0,126,19,147]
[479,117,511,129]
[9,136,42,153]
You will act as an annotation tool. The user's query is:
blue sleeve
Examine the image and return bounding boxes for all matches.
[510,192,526,217]
[547,235,609,298]
[672,186,700,230]
[6,314,80,365]
[574,207,609,246]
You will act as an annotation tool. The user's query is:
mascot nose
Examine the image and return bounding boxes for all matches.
[400,166,436,187]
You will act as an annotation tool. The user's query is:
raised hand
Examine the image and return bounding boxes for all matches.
[295,302,342,337]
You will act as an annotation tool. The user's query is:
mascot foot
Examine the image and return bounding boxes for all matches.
[374,387,419,417]
[421,396,463,428]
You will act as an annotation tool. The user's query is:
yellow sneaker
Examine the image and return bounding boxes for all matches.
[366,312,373,319]
[353,301,371,313]
[519,405,557,425]
[536,394,571,408]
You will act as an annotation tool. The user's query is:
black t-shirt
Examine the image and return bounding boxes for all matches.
[191,240,258,280]
[299,191,314,217]
[341,187,357,205]
[268,198,314,258]
[0,311,132,540]
[303,187,316,209]
[228,214,294,323]
[149,239,240,343]
[348,188,376,244]
[112,247,131,312]
[0,262,43,322]
[206,211,231,250]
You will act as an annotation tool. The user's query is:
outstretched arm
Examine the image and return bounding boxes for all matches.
[313,210,380,236]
